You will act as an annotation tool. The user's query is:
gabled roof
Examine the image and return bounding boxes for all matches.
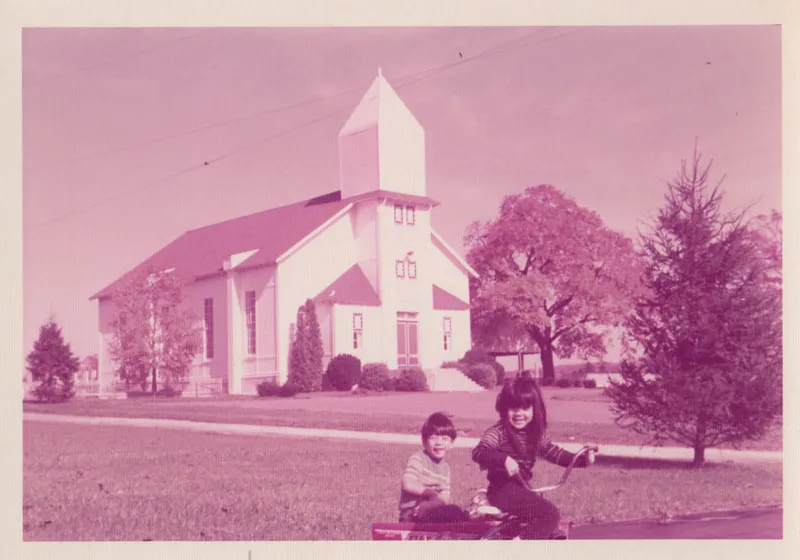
[433,285,470,310]
[431,230,479,278]
[90,191,350,300]
[314,264,381,306]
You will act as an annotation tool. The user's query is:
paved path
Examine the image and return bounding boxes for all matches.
[24,412,782,463]
[571,505,783,539]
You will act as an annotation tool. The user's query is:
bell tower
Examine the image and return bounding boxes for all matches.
[338,69,426,199]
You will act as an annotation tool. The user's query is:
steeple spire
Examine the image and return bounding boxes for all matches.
[338,69,426,199]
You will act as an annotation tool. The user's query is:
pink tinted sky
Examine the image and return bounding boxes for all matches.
[22,26,781,361]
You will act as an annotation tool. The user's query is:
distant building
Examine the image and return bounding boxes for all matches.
[91,70,479,395]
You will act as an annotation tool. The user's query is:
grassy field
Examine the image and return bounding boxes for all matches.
[23,421,782,541]
[23,391,782,452]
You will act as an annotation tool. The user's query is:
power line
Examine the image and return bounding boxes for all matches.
[26,28,587,230]
[25,28,554,172]
[24,28,214,89]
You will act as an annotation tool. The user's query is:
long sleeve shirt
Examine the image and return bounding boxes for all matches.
[472,421,586,487]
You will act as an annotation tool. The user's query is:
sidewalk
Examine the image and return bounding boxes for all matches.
[24,412,782,463]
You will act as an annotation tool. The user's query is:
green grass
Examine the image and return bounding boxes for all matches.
[23,422,782,541]
[23,395,782,452]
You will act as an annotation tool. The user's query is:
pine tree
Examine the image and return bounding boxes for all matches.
[607,150,782,466]
[304,299,324,391]
[26,319,80,402]
[288,304,310,391]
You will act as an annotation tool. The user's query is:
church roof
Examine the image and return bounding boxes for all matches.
[90,191,349,300]
[313,264,381,306]
[433,285,470,310]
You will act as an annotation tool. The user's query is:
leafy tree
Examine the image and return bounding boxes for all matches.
[108,266,202,393]
[80,354,99,380]
[466,185,643,382]
[606,150,782,466]
[26,319,80,402]
[287,299,324,392]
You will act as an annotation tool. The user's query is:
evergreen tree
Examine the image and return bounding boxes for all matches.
[26,319,80,402]
[288,304,310,391]
[304,299,324,391]
[607,150,782,466]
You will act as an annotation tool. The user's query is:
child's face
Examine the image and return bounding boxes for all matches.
[507,406,534,430]
[424,434,453,460]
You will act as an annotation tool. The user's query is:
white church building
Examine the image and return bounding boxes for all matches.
[91,70,480,395]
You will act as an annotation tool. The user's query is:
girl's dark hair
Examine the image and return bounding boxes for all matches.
[495,373,547,449]
[421,412,457,441]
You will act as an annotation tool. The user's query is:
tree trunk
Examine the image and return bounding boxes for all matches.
[692,444,705,467]
[151,366,157,394]
[540,342,555,383]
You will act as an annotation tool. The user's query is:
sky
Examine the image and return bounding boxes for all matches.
[22,26,782,362]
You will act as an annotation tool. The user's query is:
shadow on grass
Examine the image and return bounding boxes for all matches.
[594,454,713,470]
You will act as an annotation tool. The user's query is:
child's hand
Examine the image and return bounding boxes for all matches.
[504,456,520,477]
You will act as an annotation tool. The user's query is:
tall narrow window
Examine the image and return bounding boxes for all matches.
[395,260,405,278]
[406,206,416,225]
[204,298,214,359]
[245,291,256,355]
[394,204,404,223]
[443,317,452,351]
[407,260,417,279]
[353,313,363,350]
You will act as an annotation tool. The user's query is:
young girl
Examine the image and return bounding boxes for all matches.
[472,374,595,539]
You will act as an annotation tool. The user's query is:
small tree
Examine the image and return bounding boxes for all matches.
[81,354,99,380]
[607,150,782,466]
[108,266,202,393]
[287,300,325,392]
[26,319,80,402]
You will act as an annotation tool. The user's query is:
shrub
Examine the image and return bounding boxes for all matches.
[394,368,429,392]
[278,382,301,398]
[490,361,506,386]
[256,381,281,397]
[441,360,462,369]
[461,348,493,365]
[359,363,393,391]
[539,376,554,387]
[465,363,497,389]
[556,378,571,388]
[325,354,362,391]
[583,378,598,389]
[157,386,183,397]
[572,379,583,388]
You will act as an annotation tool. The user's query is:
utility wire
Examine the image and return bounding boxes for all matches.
[26,28,587,230]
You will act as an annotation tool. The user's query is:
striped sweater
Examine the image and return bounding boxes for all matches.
[398,450,452,520]
[472,421,586,487]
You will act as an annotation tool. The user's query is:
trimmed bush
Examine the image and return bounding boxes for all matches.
[465,363,496,389]
[278,382,301,398]
[490,361,506,386]
[359,363,393,391]
[256,381,281,397]
[394,368,429,392]
[461,348,493,365]
[556,378,571,388]
[583,378,598,389]
[325,354,362,391]
[572,379,583,388]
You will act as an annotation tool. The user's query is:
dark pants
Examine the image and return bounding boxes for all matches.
[404,502,469,523]
[487,482,560,539]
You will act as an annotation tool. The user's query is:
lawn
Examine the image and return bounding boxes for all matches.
[23,421,782,541]
[23,389,782,452]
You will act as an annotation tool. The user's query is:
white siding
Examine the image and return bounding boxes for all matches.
[277,213,358,382]
[332,304,382,366]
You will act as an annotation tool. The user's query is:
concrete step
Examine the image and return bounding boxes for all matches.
[425,368,484,392]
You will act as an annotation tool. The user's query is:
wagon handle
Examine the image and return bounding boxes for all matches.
[515,445,599,493]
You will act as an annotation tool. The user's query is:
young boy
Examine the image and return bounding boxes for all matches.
[398,412,469,523]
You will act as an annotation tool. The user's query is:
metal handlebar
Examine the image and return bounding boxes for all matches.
[516,445,599,493]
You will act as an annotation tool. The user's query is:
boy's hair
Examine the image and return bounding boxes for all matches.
[495,373,548,444]
[421,412,457,441]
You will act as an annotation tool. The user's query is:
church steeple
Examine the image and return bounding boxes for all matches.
[338,70,426,199]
